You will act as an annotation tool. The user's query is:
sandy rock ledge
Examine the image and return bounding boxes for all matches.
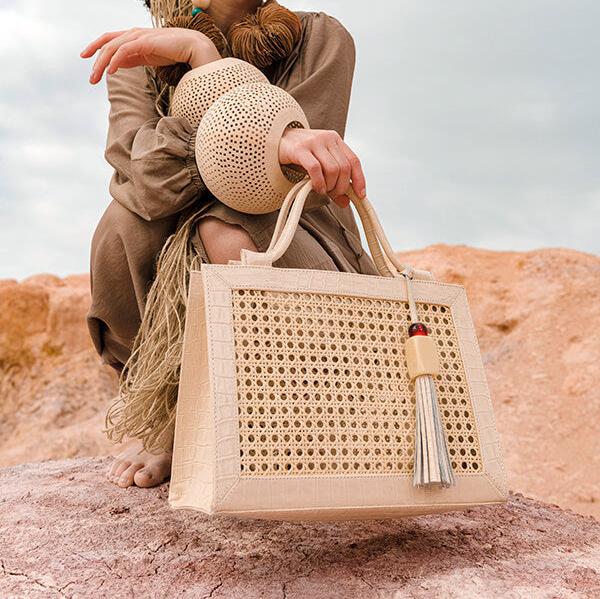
[1,458,599,598]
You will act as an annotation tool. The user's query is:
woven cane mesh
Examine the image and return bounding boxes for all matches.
[231,290,483,478]
[196,82,309,214]
[170,58,268,128]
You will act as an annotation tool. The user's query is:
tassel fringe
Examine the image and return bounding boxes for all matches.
[103,206,207,454]
[403,273,456,488]
[413,374,455,488]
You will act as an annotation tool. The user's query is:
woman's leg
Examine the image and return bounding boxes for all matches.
[88,200,181,487]
[87,200,180,369]
[196,216,259,263]
[88,202,259,488]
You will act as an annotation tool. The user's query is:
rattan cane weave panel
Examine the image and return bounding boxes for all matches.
[231,289,483,478]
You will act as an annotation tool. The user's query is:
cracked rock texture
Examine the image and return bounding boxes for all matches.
[1,246,599,517]
[1,458,599,598]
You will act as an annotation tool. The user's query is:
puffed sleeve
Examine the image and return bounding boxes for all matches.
[104,66,207,221]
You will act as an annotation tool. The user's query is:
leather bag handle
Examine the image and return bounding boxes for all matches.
[238,178,432,280]
[266,182,397,279]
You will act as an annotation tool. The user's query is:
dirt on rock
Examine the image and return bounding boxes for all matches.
[1,245,599,518]
[0,458,599,598]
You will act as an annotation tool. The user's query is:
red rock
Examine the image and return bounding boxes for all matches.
[0,458,599,598]
[0,274,116,465]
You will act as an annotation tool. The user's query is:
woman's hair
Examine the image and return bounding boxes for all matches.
[142,1,194,25]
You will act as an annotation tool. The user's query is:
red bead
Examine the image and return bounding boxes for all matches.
[408,322,428,337]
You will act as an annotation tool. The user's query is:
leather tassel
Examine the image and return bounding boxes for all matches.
[403,275,455,488]
[413,372,455,487]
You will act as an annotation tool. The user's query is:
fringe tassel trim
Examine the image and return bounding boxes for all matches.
[103,206,207,454]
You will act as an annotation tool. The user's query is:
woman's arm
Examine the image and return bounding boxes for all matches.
[83,28,220,221]
[102,67,203,221]
[84,16,367,217]
[276,13,366,207]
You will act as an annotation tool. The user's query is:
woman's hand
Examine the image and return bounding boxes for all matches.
[81,27,221,84]
[279,128,367,208]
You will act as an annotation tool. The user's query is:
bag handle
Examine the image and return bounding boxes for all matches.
[239,178,432,281]
[240,179,396,277]
[266,181,397,279]
[265,179,307,254]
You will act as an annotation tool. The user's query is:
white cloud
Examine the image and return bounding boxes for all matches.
[1,0,599,279]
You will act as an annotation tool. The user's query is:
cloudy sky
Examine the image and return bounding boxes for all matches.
[1,0,599,279]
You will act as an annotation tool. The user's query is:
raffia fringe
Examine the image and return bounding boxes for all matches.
[103,207,205,454]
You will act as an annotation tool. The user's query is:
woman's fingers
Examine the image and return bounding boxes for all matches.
[108,48,145,73]
[296,150,326,195]
[313,144,352,208]
[328,140,352,200]
[107,37,162,73]
[278,127,366,207]
[80,30,127,58]
[312,145,342,196]
[90,29,145,84]
[340,143,367,199]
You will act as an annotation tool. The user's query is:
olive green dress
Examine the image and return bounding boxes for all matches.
[87,11,378,370]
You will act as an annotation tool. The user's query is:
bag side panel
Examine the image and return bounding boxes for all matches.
[449,288,508,498]
[169,271,216,513]
[201,269,244,506]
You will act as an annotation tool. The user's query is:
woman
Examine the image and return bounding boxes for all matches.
[82,0,378,489]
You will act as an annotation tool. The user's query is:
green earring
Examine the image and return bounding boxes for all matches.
[192,0,211,15]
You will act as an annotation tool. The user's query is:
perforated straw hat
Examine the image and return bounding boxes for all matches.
[171,57,309,214]
[171,57,269,128]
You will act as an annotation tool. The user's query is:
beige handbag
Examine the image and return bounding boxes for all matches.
[169,179,507,520]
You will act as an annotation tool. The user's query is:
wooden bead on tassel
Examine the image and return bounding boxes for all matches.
[405,325,440,380]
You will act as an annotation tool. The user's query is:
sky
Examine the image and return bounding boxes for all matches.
[1,0,599,279]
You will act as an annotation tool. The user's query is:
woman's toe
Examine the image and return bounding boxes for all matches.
[133,467,156,488]
[108,459,129,481]
[117,463,144,488]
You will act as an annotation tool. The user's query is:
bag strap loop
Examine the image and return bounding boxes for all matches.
[239,178,433,281]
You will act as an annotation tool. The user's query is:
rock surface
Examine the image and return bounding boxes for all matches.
[1,245,599,518]
[0,274,116,465]
[0,458,599,599]
[397,245,600,518]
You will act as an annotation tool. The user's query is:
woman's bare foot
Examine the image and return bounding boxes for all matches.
[107,439,172,488]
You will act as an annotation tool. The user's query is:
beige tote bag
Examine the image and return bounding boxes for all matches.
[169,179,507,520]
